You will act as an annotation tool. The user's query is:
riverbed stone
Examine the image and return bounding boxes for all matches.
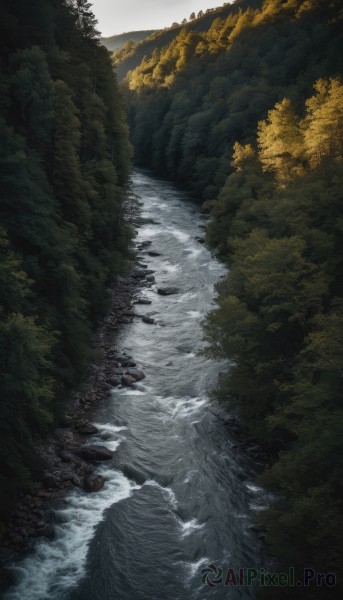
[157,287,179,295]
[132,268,146,279]
[142,315,155,324]
[76,423,99,436]
[121,374,136,387]
[83,475,106,493]
[125,368,145,381]
[134,297,152,305]
[78,445,113,462]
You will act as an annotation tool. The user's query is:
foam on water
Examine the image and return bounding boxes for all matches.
[161,263,180,273]
[93,423,127,434]
[143,480,178,509]
[186,311,202,319]
[159,396,207,419]
[245,482,264,494]
[179,518,205,537]
[5,469,138,600]
[166,227,190,243]
[184,557,210,578]
[183,246,202,258]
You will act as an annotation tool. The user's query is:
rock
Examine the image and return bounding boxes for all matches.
[112,368,124,375]
[157,287,179,295]
[36,523,55,539]
[59,415,73,428]
[78,445,113,462]
[134,298,152,305]
[121,375,136,387]
[108,376,121,386]
[123,310,135,317]
[195,236,205,244]
[132,268,146,279]
[250,524,268,533]
[0,566,17,588]
[42,473,58,489]
[122,464,147,485]
[59,470,75,482]
[142,315,155,324]
[147,251,161,257]
[59,451,72,463]
[83,475,106,493]
[140,240,152,248]
[146,275,155,283]
[12,535,24,545]
[76,423,99,436]
[120,358,136,368]
[125,368,145,382]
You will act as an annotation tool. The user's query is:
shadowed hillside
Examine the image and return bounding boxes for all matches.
[101,30,157,52]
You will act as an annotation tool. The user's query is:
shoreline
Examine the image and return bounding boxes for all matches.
[0,230,158,591]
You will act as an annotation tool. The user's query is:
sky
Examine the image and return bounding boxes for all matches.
[91,0,228,37]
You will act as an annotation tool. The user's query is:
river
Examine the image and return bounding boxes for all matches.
[6,170,269,600]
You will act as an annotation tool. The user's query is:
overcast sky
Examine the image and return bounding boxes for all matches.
[91,0,228,37]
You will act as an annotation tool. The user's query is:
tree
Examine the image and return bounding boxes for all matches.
[304,78,343,167]
[258,98,305,183]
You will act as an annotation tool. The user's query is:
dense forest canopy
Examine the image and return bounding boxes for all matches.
[122,0,342,199]
[121,0,343,597]
[0,0,132,514]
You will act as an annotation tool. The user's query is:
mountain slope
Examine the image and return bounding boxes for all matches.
[101,30,157,52]
[0,0,132,515]
[115,0,262,81]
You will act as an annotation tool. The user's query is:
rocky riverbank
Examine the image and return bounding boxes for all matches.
[0,235,158,591]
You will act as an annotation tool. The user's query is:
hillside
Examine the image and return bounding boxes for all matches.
[0,0,132,515]
[114,0,261,81]
[101,30,157,52]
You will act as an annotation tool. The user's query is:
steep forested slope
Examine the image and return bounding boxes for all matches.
[114,0,261,81]
[123,0,342,199]
[0,0,131,514]
[122,1,343,596]
[101,30,157,53]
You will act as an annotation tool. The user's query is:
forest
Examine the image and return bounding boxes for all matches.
[0,0,342,596]
[0,0,131,515]
[119,0,343,596]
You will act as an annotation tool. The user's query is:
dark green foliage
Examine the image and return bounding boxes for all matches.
[123,0,342,200]
[203,84,343,596]
[0,0,131,515]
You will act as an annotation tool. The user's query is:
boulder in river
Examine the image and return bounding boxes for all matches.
[78,445,113,462]
[125,368,145,381]
[83,475,106,493]
[121,374,136,387]
[122,464,147,485]
[131,268,146,279]
[134,298,152,305]
[157,287,179,295]
[42,473,58,489]
[147,250,162,257]
[76,423,99,436]
[142,315,155,324]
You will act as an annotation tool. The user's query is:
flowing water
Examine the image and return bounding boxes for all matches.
[6,170,269,600]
